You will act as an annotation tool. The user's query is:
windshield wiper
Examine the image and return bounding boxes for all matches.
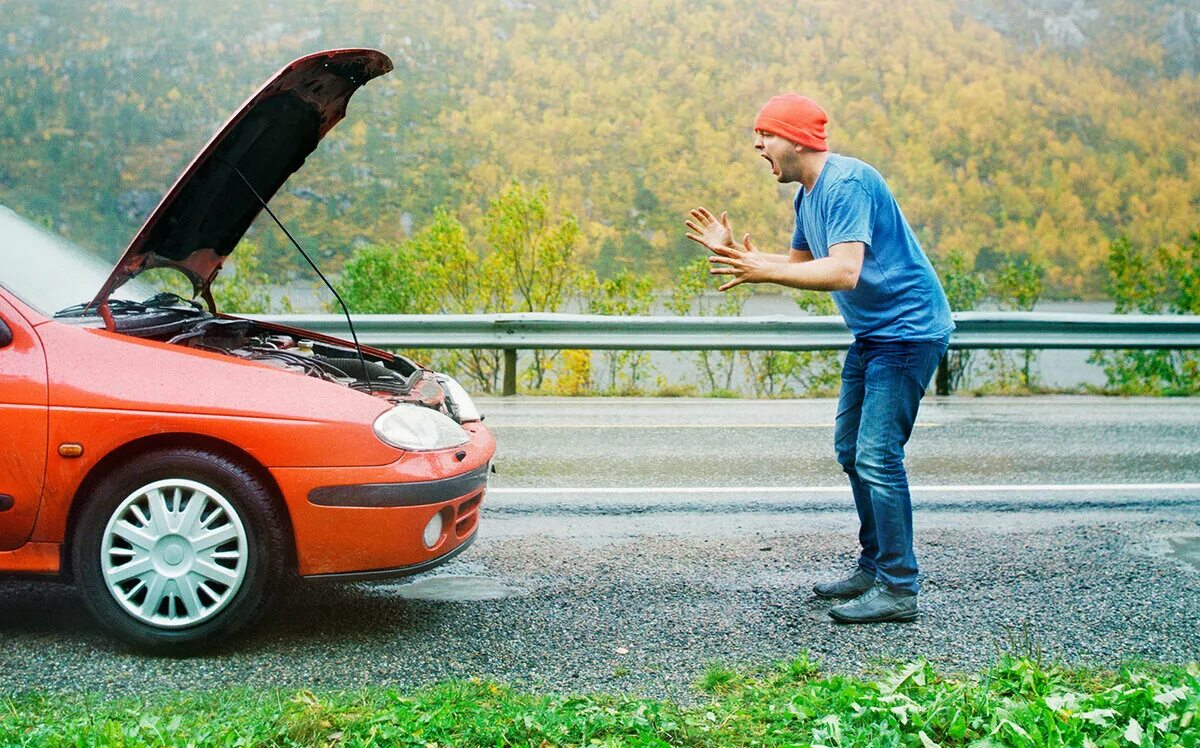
[56,298,149,318]
[142,292,205,311]
[56,293,203,318]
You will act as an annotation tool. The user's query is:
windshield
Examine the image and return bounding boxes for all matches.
[0,204,157,315]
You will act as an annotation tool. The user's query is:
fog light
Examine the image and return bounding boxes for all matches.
[423,511,445,549]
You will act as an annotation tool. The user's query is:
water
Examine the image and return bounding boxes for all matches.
[648,295,1115,391]
[267,284,1117,391]
[1166,536,1200,574]
[378,575,524,601]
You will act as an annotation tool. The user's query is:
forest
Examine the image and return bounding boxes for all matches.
[2,0,1198,298]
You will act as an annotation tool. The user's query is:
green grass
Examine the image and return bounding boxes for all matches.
[1,656,1197,747]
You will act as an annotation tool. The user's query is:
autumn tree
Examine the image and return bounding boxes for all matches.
[9,0,1199,299]
[668,257,749,395]
[582,270,656,394]
[984,255,1047,390]
[211,240,278,314]
[933,248,986,391]
[484,181,584,390]
[1090,234,1200,395]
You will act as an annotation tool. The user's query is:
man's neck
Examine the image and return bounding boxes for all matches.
[798,151,830,193]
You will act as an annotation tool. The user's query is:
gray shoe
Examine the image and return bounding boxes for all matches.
[812,568,876,599]
[828,583,919,623]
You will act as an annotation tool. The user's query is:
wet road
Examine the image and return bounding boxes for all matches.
[484,395,1200,489]
[1,396,1197,699]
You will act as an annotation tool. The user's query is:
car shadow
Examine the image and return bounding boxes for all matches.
[0,576,499,656]
[0,580,99,636]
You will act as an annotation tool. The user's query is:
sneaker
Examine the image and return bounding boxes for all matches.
[812,568,876,599]
[827,583,919,623]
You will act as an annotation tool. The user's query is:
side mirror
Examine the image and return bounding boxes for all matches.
[0,318,12,348]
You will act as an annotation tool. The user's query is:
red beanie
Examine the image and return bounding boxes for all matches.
[753,94,829,151]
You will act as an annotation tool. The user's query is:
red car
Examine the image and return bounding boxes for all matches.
[0,49,494,651]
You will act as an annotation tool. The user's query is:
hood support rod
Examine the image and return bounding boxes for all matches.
[215,156,374,395]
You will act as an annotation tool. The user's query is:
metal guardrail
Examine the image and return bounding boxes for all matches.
[250,312,1200,395]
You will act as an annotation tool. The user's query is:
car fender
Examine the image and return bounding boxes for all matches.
[32,320,407,545]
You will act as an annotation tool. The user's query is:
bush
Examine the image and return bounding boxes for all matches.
[1090,233,1200,395]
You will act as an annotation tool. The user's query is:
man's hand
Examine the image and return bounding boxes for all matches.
[708,233,770,291]
[685,207,736,252]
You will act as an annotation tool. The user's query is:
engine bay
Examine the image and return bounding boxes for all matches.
[54,294,451,415]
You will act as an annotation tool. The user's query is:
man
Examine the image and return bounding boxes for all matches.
[684,94,954,623]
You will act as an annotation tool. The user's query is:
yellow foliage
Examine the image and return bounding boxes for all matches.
[551,349,593,396]
[3,0,1198,296]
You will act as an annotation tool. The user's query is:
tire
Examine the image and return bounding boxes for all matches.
[71,448,287,654]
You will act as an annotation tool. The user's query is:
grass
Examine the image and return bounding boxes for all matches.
[1,656,1197,746]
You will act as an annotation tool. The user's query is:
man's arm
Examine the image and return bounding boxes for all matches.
[708,237,862,292]
[761,249,812,263]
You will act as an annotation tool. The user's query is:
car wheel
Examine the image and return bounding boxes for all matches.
[71,448,287,653]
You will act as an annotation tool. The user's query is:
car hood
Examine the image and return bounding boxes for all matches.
[90,48,393,309]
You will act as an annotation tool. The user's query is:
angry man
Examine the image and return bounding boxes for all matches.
[684,94,954,623]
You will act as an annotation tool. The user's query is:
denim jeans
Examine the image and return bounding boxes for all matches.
[833,336,949,594]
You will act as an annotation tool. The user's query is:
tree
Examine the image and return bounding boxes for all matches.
[933,248,985,391]
[984,254,1046,390]
[741,290,841,398]
[583,270,656,393]
[212,240,277,314]
[667,257,749,395]
[337,239,440,316]
[418,208,515,394]
[484,181,584,390]
[1090,234,1200,395]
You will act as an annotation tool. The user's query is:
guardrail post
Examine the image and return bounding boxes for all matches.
[503,349,517,396]
[936,353,950,396]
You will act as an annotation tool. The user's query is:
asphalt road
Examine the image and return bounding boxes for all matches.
[1,396,1198,700]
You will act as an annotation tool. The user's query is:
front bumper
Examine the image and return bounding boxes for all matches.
[271,422,494,576]
[303,531,477,582]
[307,463,489,507]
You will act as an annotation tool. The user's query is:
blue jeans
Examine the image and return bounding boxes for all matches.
[834,336,948,594]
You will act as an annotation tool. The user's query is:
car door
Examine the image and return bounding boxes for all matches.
[0,293,48,551]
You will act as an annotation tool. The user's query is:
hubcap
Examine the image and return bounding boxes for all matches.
[100,478,249,629]
[162,544,185,566]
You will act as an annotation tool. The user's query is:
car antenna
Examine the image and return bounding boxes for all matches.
[215,156,374,395]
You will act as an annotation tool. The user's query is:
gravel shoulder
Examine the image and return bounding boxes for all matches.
[2,506,1197,701]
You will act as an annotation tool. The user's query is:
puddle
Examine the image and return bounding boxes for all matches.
[384,576,525,602]
[1166,535,1200,573]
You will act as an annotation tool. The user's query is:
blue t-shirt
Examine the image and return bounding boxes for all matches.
[792,154,954,341]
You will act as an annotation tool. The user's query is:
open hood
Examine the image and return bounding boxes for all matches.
[90,48,393,310]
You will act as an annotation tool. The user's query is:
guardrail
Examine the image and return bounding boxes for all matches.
[250,311,1200,396]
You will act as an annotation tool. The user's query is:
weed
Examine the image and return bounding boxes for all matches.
[698,662,741,694]
[3,658,1197,747]
[993,617,1046,667]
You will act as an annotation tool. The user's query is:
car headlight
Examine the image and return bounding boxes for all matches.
[373,404,470,451]
[435,374,482,423]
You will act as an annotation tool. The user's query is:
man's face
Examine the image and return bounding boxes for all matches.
[754,130,799,183]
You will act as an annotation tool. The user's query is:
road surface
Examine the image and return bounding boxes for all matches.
[1,396,1197,700]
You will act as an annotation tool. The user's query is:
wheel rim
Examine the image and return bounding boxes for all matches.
[100,478,249,629]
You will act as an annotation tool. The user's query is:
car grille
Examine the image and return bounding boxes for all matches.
[454,490,483,538]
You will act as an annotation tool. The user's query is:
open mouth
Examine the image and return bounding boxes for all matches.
[762,153,779,176]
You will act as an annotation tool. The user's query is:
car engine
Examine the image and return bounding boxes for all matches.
[54,294,449,413]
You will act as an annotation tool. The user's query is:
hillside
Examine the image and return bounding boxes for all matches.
[1,0,1197,295]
